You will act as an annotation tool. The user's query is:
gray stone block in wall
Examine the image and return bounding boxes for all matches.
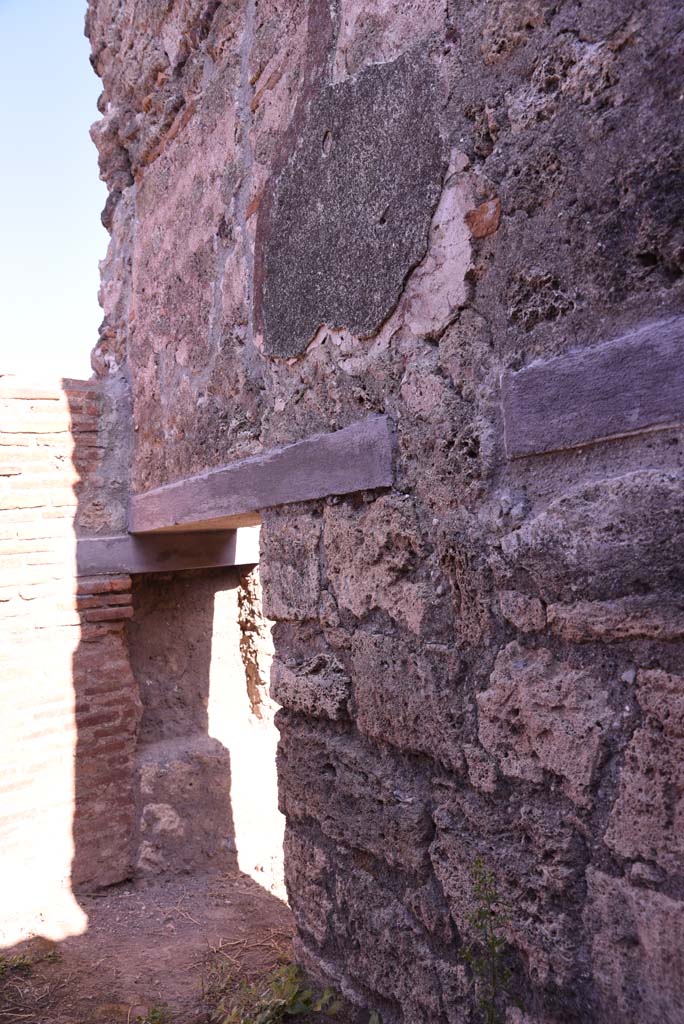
[502,316,684,458]
[255,50,444,358]
[129,415,394,534]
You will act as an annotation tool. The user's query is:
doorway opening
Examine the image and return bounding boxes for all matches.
[125,560,285,898]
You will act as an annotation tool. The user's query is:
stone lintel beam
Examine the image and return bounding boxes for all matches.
[502,316,684,459]
[76,526,260,576]
[128,415,394,534]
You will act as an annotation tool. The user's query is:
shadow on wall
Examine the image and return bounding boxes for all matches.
[123,566,284,891]
[1,380,287,1019]
[70,569,246,893]
[126,570,240,881]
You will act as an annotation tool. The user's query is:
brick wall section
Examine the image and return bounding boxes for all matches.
[71,574,141,892]
[0,377,139,944]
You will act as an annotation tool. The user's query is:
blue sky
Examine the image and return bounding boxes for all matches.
[0,0,108,379]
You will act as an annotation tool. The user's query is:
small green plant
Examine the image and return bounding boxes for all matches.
[461,858,513,1024]
[0,953,33,979]
[136,1008,170,1024]
[368,1013,382,1024]
[215,963,341,1024]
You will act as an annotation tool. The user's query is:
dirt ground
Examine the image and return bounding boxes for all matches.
[0,870,299,1024]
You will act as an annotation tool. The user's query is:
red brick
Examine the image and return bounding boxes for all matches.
[88,738,129,756]
[75,767,132,789]
[76,574,131,595]
[80,623,127,640]
[82,605,134,622]
[76,592,132,610]
[76,709,120,728]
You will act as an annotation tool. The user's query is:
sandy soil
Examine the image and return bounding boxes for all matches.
[0,870,296,1024]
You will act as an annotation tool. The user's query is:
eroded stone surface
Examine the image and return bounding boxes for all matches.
[277,715,432,872]
[547,595,684,642]
[283,826,334,946]
[604,669,684,875]
[328,862,467,1024]
[431,784,585,987]
[382,148,472,340]
[585,869,684,1024]
[323,495,429,634]
[332,0,446,82]
[271,654,351,719]
[478,642,611,806]
[500,472,684,603]
[260,509,321,621]
[351,632,464,769]
[499,589,547,633]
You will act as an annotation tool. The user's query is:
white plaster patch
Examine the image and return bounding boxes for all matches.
[386,150,472,339]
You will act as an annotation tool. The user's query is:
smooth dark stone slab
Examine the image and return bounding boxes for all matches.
[76,527,260,576]
[502,316,684,458]
[255,50,443,358]
[128,415,394,534]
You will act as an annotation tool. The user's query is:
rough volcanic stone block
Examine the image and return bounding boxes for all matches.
[271,654,351,719]
[500,470,684,602]
[477,642,611,807]
[277,715,432,872]
[323,494,430,634]
[255,49,444,357]
[283,826,334,947]
[604,668,684,875]
[585,868,684,1023]
[260,510,321,621]
[332,0,445,81]
[431,784,585,988]
[328,862,468,1024]
[351,631,464,770]
[498,589,547,632]
[547,594,684,642]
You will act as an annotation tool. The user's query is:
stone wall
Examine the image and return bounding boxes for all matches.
[0,377,138,943]
[86,1,684,1021]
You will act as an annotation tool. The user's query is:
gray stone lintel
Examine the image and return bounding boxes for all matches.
[502,316,684,459]
[76,526,261,576]
[128,415,394,534]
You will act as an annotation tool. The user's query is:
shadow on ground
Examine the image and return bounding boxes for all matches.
[0,869,295,1023]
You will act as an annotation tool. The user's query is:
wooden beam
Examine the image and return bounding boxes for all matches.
[76,527,260,577]
[502,316,684,459]
[128,415,394,534]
